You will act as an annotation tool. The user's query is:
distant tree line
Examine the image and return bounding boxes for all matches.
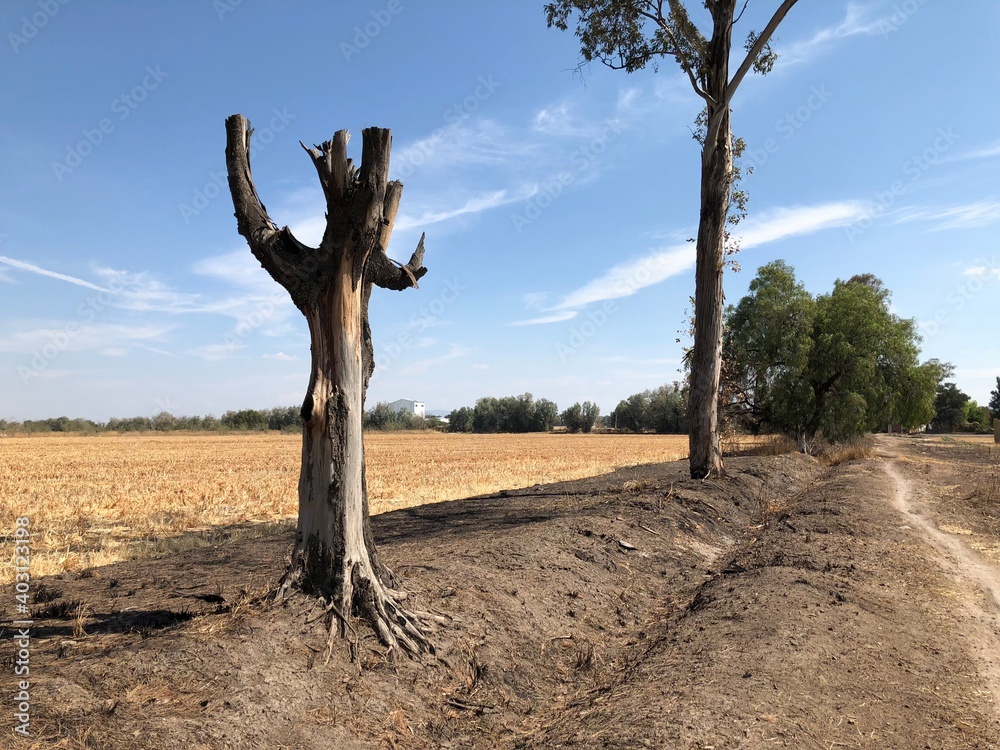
[609,384,687,433]
[929,372,996,434]
[362,402,442,431]
[0,416,105,434]
[446,393,559,433]
[445,390,688,435]
[0,407,303,434]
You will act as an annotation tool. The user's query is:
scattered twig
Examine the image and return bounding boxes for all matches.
[446,697,496,712]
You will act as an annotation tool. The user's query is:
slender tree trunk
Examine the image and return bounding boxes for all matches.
[688,4,734,480]
[225,115,431,657]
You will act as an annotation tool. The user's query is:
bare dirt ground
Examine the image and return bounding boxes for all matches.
[3,436,999,749]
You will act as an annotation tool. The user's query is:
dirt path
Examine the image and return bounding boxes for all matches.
[882,444,1000,723]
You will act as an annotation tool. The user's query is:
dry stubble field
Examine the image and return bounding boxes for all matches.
[0,431,692,583]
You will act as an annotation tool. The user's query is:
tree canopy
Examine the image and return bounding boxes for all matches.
[611,383,687,434]
[448,393,560,433]
[931,382,970,433]
[722,262,937,446]
[562,401,601,433]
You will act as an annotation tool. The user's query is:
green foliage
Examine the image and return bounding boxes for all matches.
[533,398,560,432]
[965,401,993,433]
[722,260,814,435]
[266,406,301,431]
[446,406,474,433]
[363,402,430,431]
[990,377,1000,420]
[2,408,293,434]
[12,416,103,434]
[611,384,686,433]
[931,382,970,433]
[648,385,686,433]
[106,416,154,432]
[449,393,560,434]
[561,401,601,433]
[221,409,270,431]
[561,403,584,432]
[722,263,936,443]
[544,0,778,79]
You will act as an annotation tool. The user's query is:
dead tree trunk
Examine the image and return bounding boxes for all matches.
[225,114,431,657]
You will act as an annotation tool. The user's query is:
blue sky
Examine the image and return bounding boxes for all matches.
[1,0,998,422]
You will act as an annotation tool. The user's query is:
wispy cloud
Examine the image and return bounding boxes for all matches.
[533,101,622,138]
[963,262,1000,279]
[780,2,894,66]
[399,343,470,375]
[943,140,1000,163]
[0,250,294,325]
[510,310,579,326]
[263,351,298,361]
[0,255,112,292]
[894,200,1000,232]
[396,189,531,231]
[736,202,867,245]
[391,119,533,177]
[551,245,696,312]
[191,250,279,292]
[516,201,867,324]
[0,322,172,354]
[186,343,239,361]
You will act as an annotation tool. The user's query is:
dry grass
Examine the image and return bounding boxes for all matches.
[722,432,797,457]
[814,436,877,466]
[1,431,694,582]
[970,447,1000,505]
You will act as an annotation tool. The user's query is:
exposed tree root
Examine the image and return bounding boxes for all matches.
[344,560,437,659]
[275,549,443,662]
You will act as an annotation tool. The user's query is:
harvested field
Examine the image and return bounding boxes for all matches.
[0,431,692,582]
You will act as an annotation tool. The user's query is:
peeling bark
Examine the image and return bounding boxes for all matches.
[225,114,431,657]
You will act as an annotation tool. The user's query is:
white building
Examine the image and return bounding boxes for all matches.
[389,398,425,419]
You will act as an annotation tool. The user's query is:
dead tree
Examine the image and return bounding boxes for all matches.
[225,114,432,657]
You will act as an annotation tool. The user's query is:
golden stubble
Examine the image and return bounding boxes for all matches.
[1,431,691,582]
